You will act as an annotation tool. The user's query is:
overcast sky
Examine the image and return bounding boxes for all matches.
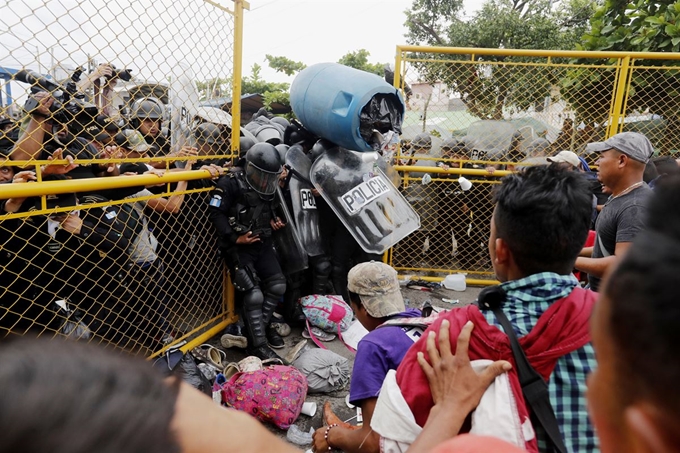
[243,0,481,83]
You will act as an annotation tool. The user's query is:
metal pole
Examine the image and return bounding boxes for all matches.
[608,55,631,138]
[230,0,249,156]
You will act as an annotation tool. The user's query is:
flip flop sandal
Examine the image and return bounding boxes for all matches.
[191,344,226,371]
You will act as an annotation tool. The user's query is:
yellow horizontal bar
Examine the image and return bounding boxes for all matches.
[0,169,214,199]
[3,154,237,167]
[393,165,511,177]
[403,55,619,70]
[148,313,238,359]
[399,274,500,286]
[1,187,212,220]
[396,45,680,61]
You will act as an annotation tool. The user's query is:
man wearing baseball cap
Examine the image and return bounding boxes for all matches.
[312,261,423,453]
[547,150,582,169]
[575,131,654,291]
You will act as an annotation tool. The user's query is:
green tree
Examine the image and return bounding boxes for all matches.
[241,64,291,111]
[405,0,596,119]
[265,55,307,76]
[196,77,231,100]
[564,0,680,153]
[337,49,385,75]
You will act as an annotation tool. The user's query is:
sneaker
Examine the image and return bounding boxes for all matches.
[247,343,283,362]
[221,333,247,349]
[266,324,285,349]
[271,321,291,337]
[302,326,336,342]
[221,323,248,349]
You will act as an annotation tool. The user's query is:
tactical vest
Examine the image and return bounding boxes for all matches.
[228,169,276,237]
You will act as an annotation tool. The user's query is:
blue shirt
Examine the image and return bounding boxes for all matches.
[349,308,422,405]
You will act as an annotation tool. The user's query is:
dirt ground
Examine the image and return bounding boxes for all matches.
[205,283,484,450]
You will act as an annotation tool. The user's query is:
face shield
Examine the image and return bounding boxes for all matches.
[245,161,282,196]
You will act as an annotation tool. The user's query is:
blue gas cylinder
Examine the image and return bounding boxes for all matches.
[290,63,404,152]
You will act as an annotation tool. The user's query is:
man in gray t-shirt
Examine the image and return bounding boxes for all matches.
[587,184,651,291]
[575,132,654,291]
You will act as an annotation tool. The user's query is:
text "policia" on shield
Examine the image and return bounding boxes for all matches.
[339,176,390,215]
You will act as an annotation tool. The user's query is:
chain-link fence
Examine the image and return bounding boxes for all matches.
[390,46,680,280]
[1,0,244,357]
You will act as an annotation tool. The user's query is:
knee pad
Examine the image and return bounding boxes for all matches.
[312,256,332,278]
[331,264,346,279]
[263,273,286,298]
[242,287,264,311]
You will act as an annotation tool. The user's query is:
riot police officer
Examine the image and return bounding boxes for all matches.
[129,97,169,156]
[208,143,287,360]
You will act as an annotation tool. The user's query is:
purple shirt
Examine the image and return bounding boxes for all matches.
[349,309,423,405]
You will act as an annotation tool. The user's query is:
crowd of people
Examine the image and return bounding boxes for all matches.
[3,158,680,453]
[3,61,680,452]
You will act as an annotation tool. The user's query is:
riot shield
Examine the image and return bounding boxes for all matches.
[170,62,200,168]
[273,187,309,274]
[310,147,420,254]
[285,145,324,257]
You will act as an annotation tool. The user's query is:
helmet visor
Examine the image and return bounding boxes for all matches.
[245,161,282,195]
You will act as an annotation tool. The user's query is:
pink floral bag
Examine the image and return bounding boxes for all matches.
[220,365,308,430]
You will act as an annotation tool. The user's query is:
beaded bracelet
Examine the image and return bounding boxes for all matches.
[324,424,339,451]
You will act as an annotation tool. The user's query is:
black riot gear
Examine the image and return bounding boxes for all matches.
[441,137,468,155]
[310,138,336,162]
[275,144,289,165]
[208,162,287,361]
[239,135,257,158]
[271,116,290,129]
[245,143,283,196]
[411,132,432,151]
[130,97,164,120]
[194,122,222,145]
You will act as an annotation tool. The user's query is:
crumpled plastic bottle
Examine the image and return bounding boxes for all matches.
[287,424,315,446]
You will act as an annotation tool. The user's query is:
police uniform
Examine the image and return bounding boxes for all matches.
[208,164,286,360]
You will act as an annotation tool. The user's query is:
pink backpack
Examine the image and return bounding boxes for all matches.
[300,294,354,351]
[220,365,308,430]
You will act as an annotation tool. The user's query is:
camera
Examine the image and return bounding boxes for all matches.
[107,65,133,82]
[15,68,98,133]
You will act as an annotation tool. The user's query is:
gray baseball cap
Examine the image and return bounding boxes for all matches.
[585,132,654,164]
[347,261,405,318]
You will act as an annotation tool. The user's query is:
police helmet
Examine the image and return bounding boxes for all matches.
[245,142,283,195]
[411,133,432,150]
[275,144,289,165]
[270,116,290,129]
[441,137,468,156]
[130,97,164,120]
[239,136,257,158]
[194,122,222,145]
[310,139,336,162]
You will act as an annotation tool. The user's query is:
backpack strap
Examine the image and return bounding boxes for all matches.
[478,285,568,453]
[305,318,356,353]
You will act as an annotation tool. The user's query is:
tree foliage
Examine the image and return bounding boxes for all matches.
[240,63,291,111]
[196,77,230,100]
[265,55,307,76]
[337,49,384,75]
[563,0,680,152]
[580,0,680,52]
[405,0,596,119]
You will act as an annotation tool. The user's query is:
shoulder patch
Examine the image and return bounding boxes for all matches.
[209,194,222,208]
